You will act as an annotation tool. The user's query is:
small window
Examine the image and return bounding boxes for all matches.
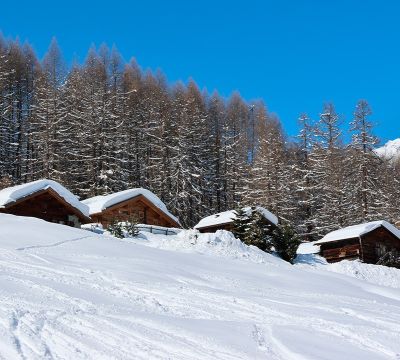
[375,243,387,258]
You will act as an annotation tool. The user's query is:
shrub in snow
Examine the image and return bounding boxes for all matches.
[107,219,124,239]
[268,224,301,264]
[123,217,140,237]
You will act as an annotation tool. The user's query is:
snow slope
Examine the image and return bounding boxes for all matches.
[0,214,399,359]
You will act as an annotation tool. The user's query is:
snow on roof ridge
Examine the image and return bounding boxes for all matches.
[82,188,180,224]
[316,220,400,244]
[194,206,278,229]
[0,179,89,217]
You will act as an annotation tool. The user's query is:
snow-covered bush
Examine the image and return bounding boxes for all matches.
[107,219,124,238]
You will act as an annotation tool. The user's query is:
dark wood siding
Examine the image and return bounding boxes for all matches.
[318,226,400,264]
[360,227,400,264]
[319,238,361,263]
[0,190,89,227]
[197,223,234,233]
[92,196,180,228]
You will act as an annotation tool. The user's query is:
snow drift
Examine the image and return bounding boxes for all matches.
[0,213,399,359]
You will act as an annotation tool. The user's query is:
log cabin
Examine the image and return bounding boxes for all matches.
[194,206,278,233]
[314,221,400,264]
[0,179,91,227]
[82,188,180,228]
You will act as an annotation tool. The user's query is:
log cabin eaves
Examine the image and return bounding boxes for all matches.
[91,194,180,228]
[1,188,91,223]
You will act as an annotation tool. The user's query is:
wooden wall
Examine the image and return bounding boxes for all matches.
[319,226,400,264]
[197,223,233,233]
[319,238,361,263]
[0,191,83,227]
[360,227,400,264]
[93,197,178,228]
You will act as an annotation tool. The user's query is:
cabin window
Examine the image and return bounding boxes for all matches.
[375,243,387,258]
[138,211,144,219]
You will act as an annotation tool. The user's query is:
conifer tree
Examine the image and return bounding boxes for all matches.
[269,224,301,263]
[232,208,250,241]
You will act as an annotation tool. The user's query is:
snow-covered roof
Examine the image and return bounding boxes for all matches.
[315,220,400,244]
[194,206,278,230]
[0,179,89,217]
[82,188,180,224]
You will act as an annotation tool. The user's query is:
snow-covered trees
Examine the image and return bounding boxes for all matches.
[347,100,385,222]
[0,37,398,233]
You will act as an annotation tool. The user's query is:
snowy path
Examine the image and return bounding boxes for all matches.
[0,214,399,359]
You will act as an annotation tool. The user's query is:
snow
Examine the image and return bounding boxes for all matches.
[82,187,180,224]
[296,241,320,254]
[375,138,400,160]
[316,220,400,244]
[0,179,89,217]
[194,206,278,230]
[0,213,399,359]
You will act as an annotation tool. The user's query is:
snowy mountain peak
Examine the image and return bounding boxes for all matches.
[375,138,400,160]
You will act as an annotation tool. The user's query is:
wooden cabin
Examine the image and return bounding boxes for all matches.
[82,188,180,228]
[0,179,91,227]
[194,207,278,233]
[315,221,400,264]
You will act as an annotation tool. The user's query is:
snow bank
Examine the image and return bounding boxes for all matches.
[324,260,400,289]
[82,187,179,224]
[295,253,400,289]
[133,229,285,266]
[0,179,89,217]
[297,241,320,254]
[316,220,400,244]
[194,206,278,230]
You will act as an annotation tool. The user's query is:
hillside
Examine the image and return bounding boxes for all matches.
[0,214,399,359]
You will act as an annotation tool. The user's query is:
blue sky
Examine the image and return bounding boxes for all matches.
[1,0,399,143]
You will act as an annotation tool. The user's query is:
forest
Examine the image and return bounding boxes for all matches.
[1,36,399,238]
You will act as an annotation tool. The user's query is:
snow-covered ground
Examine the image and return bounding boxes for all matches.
[0,214,399,359]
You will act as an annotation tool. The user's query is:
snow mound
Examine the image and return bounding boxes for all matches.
[325,260,400,289]
[132,229,285,266]
[375,138,400,161]
[82,187,179,224]
[0,179,89,217]
[295,253,400,289]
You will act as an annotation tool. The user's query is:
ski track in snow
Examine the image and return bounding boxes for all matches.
[0,215,399,359]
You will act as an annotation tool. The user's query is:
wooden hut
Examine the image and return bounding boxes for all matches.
[0,179,91,227]
[315,221,400,264]
[82,188,180,228]
[194,207,278,233]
